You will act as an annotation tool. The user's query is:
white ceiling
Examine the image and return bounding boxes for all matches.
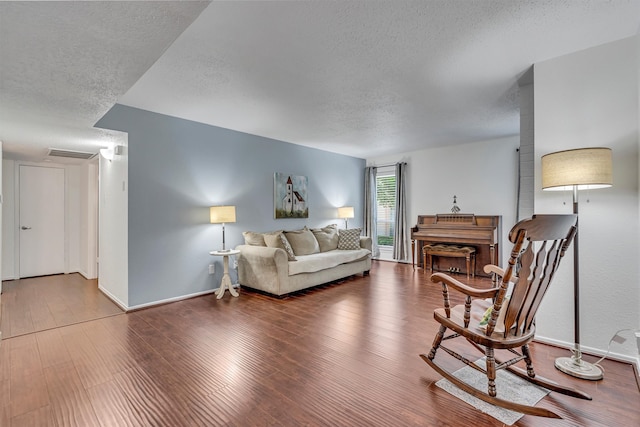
[1,1,639,162]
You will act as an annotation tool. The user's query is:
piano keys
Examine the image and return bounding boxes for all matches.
[411,214,501,277]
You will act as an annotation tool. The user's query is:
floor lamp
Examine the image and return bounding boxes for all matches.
[541,147,612,380]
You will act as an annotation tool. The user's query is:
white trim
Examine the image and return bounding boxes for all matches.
[98,284,129,311]
[535,335,640,375]
[376,165,396,175]
[99,286,237,312]
[376,245,394,261]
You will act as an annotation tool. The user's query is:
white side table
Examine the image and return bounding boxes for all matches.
[209,249,241,299]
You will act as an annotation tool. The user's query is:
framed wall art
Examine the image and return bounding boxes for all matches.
[274,173,308,219]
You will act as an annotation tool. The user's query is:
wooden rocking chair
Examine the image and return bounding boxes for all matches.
[421,214,592,419]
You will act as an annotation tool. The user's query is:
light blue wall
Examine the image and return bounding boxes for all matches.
[96,105,365,307]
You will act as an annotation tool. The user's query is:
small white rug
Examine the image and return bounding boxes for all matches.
[435,360,550,425]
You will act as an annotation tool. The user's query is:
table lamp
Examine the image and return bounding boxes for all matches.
[338,206,355,229]
[210,205,236,252]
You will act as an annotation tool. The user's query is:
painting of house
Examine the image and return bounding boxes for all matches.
[274,173,308,218]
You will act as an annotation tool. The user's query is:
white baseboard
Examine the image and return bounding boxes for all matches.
[77,269,97,280]
[534,335,640,376]
[99,287,219,312]
[97,285,129,311]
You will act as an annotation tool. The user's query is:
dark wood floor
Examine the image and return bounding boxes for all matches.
[0,262,638,426]
[0,273,124,339]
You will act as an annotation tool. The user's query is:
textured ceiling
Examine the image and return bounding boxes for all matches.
[0,1,210,161]
[1,1,639,162]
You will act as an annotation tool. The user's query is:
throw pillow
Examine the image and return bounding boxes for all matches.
[337,228,361,250]
[311,224,339,252]
[284,227,320,256]
[242,231,266,246]
[263,232,285,250]
[280,234,297,261]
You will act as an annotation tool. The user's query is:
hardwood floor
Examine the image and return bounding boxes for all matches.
[0,262,638,426]
[0,273,124,339]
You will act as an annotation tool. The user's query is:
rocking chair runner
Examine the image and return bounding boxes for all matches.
[421,214,592,419]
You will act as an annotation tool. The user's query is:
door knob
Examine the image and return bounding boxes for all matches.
[21,226,32,230]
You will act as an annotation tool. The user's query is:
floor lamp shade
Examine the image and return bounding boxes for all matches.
[541,147,612,191]
[541,147,612,381]
[210,206,236,251]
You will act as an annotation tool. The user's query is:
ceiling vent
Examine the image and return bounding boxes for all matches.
[47,148,97,160]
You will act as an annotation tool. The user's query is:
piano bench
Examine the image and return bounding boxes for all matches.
[422,244,476,279]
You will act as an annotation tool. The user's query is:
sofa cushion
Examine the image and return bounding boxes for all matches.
[285,228,320,256]
[311,224,339,252]
[242,231,267,246]
[338,228,362,250]
[288,248,371,276]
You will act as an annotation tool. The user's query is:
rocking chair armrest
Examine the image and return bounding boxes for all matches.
[483,264,505,277]
[430,272,500,298]
[484,264,518,283]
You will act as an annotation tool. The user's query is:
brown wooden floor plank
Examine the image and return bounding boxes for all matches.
[136,358,234,426]
[9,405,55,427]
[6,292,35,338]
[29,291,58,332]
[35,328,73,369]
[0,379,10,427]
[86,379,147,427]
[113,365,208,427]
[7,334,50,418]
[42,357,102,427]
[48,388,101,427]
[60,326,114,389]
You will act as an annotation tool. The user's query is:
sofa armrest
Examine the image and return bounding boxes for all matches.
[359,236,372,252]
[236,245,289,293]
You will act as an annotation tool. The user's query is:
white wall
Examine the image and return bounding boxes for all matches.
[367,136,520,267]
[518,79,535,220]
[79,161,99,279]
[534,35,639,363]
[2,160,15,280]
[66,165,81,274]
[98,140,128,309]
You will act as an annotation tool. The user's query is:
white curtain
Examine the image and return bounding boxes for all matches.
[364,166,379,258]
[393,162,409,261]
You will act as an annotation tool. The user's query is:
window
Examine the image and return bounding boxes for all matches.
[376,170,396,247]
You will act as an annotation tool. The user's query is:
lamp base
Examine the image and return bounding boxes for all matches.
[554,356,603,380]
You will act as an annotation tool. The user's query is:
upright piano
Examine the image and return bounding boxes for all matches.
[411,214,501,277]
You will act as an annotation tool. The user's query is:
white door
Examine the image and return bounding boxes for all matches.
[19,165,65,278]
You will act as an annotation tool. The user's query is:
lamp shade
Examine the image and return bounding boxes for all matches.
[210,206,236,223]
[541,147,612,191]
[337,206,355,219]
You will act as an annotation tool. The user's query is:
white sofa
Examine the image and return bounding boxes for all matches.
[236,225,372,296]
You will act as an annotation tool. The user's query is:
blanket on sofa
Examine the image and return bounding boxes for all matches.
[288,248,371,275]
